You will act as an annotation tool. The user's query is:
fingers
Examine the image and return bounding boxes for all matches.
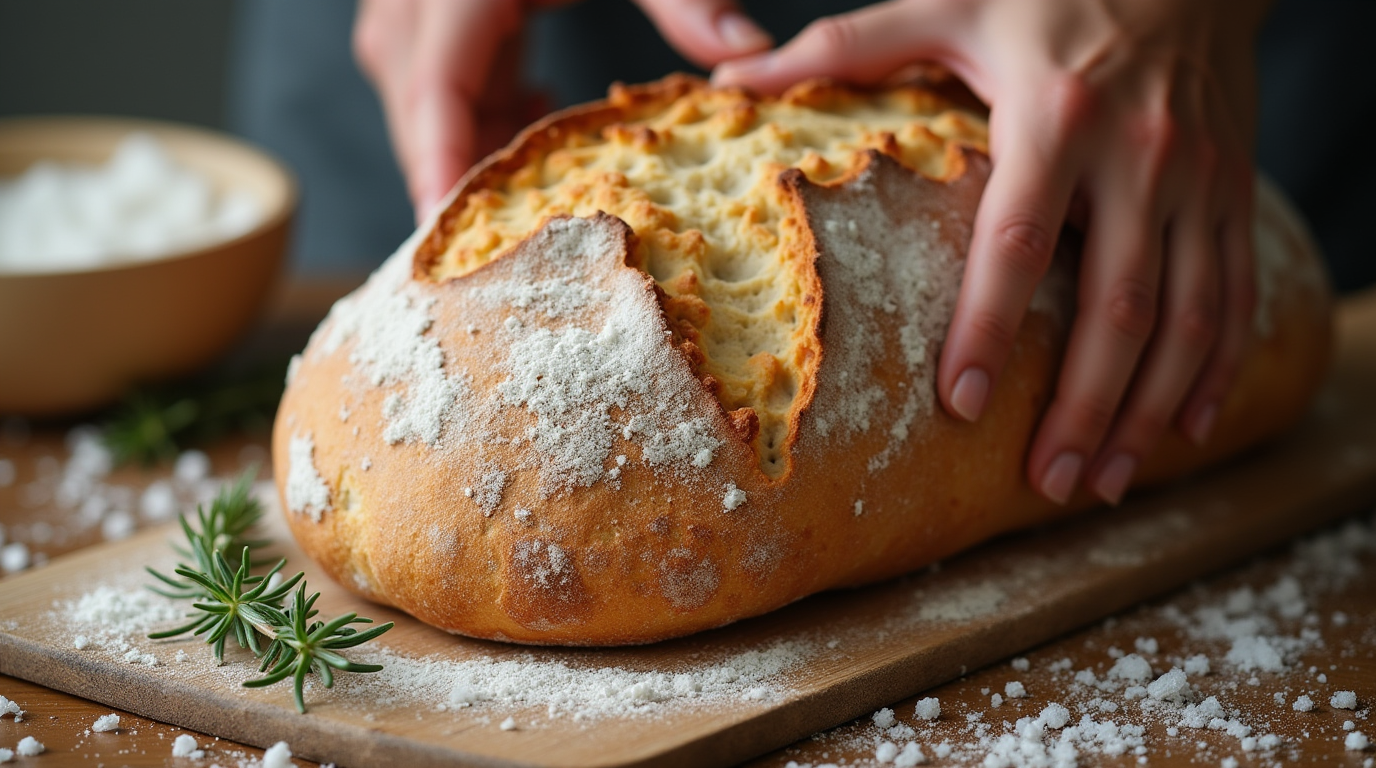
[1026,174,1164,505]
[711,0,968,94]
[1177,87,1257,446]
[938,100,1080,425]
[632,0,772,67]
[1178,176,1255,445]
[1087,207,1219,503]
[353,0,524,220]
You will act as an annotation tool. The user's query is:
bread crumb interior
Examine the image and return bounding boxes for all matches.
[428,82,987,477]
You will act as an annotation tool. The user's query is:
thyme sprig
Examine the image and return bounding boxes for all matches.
[147,471,393,712]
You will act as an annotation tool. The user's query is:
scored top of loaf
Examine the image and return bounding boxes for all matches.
[416,75,988,478]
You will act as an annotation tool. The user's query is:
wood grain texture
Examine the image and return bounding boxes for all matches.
[1,286,1373,768]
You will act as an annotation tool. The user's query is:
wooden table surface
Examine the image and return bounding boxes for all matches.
[1,278,1373,768]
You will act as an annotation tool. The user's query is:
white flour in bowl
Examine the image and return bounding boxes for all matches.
[0,133,261,272]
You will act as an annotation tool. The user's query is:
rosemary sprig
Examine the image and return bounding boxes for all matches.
[104,362,288,466]
[148,470,393,713]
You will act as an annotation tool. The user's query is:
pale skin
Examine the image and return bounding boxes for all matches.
[355,0,1270,506]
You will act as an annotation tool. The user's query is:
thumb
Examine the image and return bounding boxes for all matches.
[633,0,773,67]
[410,87,475,222]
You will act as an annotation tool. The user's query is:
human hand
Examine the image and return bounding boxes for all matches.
[714,0,1269,506]
[354,0,772,222]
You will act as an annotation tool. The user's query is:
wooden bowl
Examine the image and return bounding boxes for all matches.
[0,116,296,416]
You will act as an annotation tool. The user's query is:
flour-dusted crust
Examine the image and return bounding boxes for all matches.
[273,77,1332,645]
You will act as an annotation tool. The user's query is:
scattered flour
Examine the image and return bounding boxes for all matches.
[497,290,682,491]
[914,698,941,721]
[262,740,293,768]
[722,483,747,512]
[1332,691,1358,710]
[15,737,43,756]
[641,420,720,471]
[0,542,28,573]
[775,512,1376,768]
[171,733,204,758]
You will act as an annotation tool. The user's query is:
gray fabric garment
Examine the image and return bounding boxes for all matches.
[227,0,412,275]
[1255,0,1376,293]
[227,0,1373,291]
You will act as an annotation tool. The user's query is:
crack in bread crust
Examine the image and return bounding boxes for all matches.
[418,76,988,478]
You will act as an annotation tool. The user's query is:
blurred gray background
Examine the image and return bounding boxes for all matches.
[2,0,1371,290]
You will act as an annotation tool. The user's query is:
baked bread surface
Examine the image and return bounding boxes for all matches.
[273,76,1332,645]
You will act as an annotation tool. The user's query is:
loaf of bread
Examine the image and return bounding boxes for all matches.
[273,76,1332,645]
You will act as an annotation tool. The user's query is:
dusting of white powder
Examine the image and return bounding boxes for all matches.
[339,640,809,719]
[916,582,1007,622]
[497,311,653,489]
[470,218,616,318]
[69,586,181,634]
[496,251,715,490]
[471,465,507,515]
[640,419,720,471]
[317,235,471,448]
[285,432,330,522]
[806,169,970,473]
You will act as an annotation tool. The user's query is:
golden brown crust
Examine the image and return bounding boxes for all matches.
[273,77,1332,646]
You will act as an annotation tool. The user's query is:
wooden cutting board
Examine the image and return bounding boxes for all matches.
[3,297,1375,768]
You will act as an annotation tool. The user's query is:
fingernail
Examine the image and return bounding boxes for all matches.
[712,53,776,84]
[1094,453,1137,506]
[716,12,772,53]
[1041,452,1083,506]
[1188,403,1219,446]
[950,368,990,422]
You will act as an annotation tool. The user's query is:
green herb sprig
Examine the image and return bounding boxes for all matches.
[104,362,288,467]
[147,471,393,713]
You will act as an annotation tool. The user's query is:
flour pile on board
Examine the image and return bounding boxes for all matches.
[59,585,182,663]
[776,512,1376,768]
[335,640,811,720]
[916,582,1008,623]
